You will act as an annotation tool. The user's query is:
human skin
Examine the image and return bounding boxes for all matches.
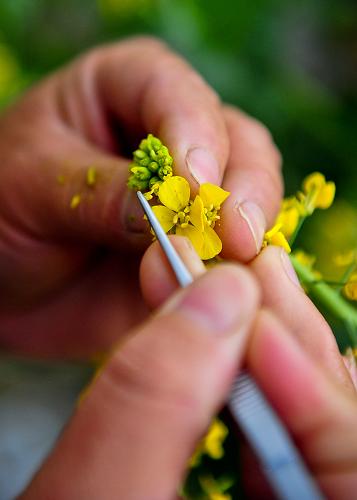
[20,244,357,499]
[0,37,282,359]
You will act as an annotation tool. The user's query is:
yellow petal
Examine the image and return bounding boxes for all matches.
[158,176,190,212]
[176,224,204,255]
[204,419,228,459]
[270,231,291,253]
[200,226,222,260]
[315,181,335,209]
[199,183,230,208]
[344,273,357,301]
[152,205,175,232]
[276,205,300,238]
[302,172,326,193]
[264,223,283,240]
[190,195,205,231]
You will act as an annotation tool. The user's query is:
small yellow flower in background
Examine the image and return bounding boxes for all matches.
[263,223,291,253]
[190,419,228,467]
[293,249,322,280]
[203,419,228,459]
[300,172,335,215]
[152,176,229,260]
[344,273,357,301]
[334,250,356,268]
[294,249,316,268]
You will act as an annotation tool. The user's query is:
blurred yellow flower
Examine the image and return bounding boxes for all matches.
[275,197,301,238]
[293,249,322,280]
[300,172,335,215]
[263,223,291,253]
[190,418,228,466]
[152,176,229,260]
[334,250,356,268]
[344,273,357,301]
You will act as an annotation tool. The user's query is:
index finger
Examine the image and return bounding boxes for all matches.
[217,107,283,261]
[94,37,229,192]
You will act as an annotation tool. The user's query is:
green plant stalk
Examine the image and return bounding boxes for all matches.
[291,254,357,334]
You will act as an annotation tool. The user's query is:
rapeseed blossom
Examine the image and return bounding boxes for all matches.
[299,172,335,215]
[190,419,228,467]
[263,223,291,253]
[152,176,229,260]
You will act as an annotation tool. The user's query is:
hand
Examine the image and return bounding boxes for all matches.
[141,238,357,498]
[20,242,357,499]
[0,37,282,358]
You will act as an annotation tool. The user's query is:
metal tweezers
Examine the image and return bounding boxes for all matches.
[137,190,325,500]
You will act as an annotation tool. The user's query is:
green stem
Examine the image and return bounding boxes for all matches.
[337,262,357,293]
[291,254,357,334]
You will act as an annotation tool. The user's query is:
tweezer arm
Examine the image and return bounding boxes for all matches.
[137,191,193,287]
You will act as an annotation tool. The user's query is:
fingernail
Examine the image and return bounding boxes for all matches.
[161,265,255,336]
[186,147,220,186]
[236,201,266,254]
[280,248,301,288]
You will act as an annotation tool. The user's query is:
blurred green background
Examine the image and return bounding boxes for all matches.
[0,0,356,273]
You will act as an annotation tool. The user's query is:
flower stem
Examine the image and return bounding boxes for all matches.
[291,254,357,341]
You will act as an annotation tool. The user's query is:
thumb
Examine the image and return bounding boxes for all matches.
[21,264,259,500]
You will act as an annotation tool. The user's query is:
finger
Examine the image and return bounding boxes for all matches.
[217,107,283,261]
[0,106,151,248]
[249,310,357,498]
[249,246,353,392]
[140,235,206,309]
[91,37,229,190]
[21,264,259,499]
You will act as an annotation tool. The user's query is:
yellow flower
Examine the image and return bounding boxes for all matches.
[344,273,357,301]
[294,249,316,268]
[293,249,322,280]
[334,250,356,268]
[263,223,291,253]
[275,197,302,238]
[190,418,228,467]
[300,172,335,215]
[152,176,229,260]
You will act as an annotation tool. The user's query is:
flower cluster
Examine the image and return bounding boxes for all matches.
[152,176,229,260]
[127,134,230,260]
[127,134,173,193]
[263,172,336,253]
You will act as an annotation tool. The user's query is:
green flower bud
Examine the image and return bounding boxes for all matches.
[127,133,174,193]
